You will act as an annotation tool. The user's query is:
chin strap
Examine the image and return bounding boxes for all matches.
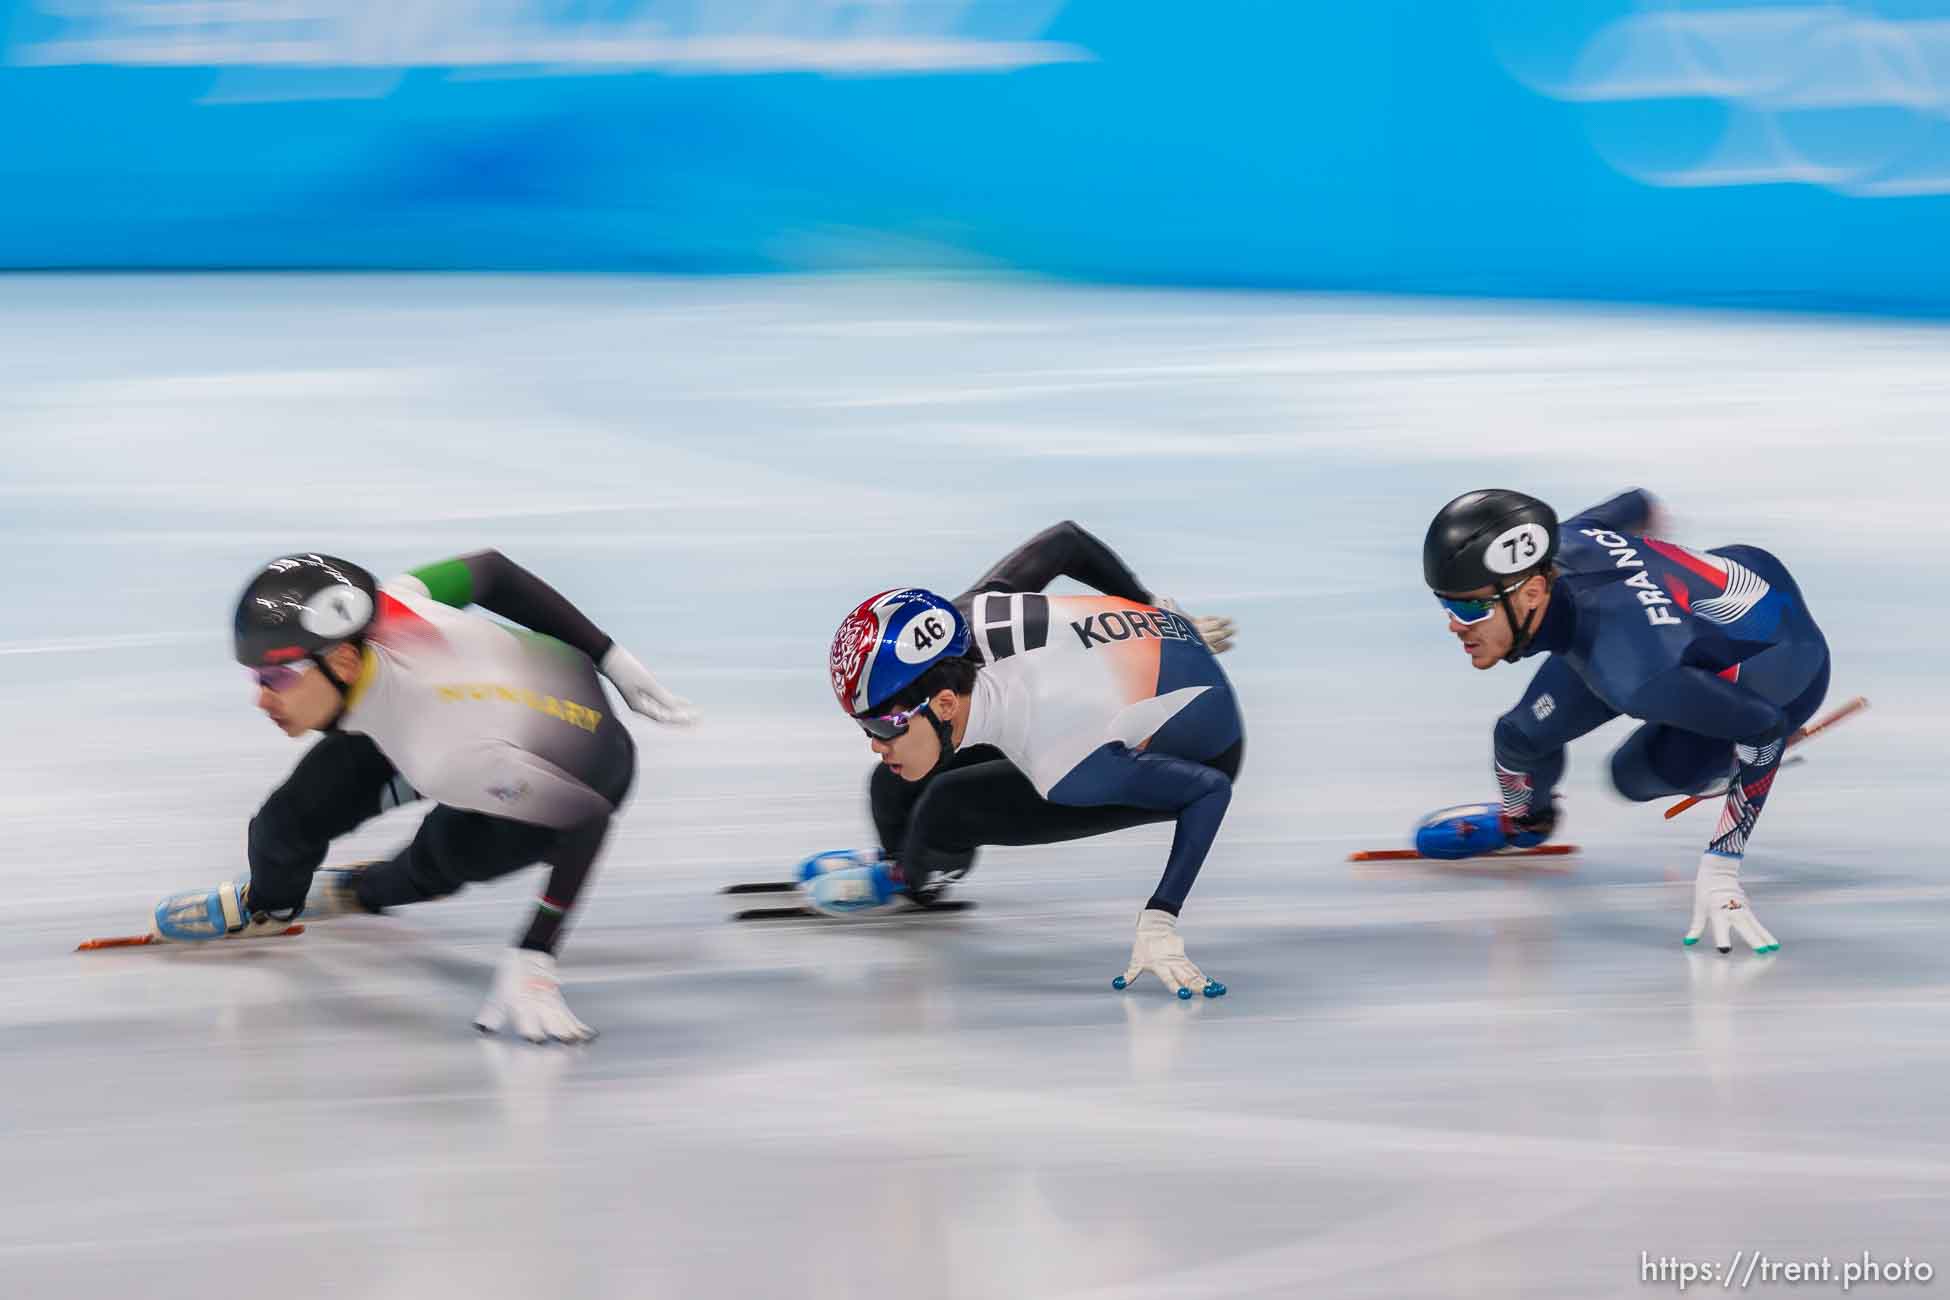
[926,701,959,761]
[307,642,358,731]
[1494,574,1547,664]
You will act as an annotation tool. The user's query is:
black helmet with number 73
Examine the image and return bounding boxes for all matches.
[1423,489,1559,660]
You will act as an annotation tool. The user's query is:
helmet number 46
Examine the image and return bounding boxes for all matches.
[911,616,947,651]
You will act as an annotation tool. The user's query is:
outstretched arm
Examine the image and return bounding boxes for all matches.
[1564,488,1659,535]
[405,551,612,660]
[405,551,697,725]
[959,522,1236,654]
[961,521,1153,602]
[1048,744,1233,999]
[476,814,615,1045]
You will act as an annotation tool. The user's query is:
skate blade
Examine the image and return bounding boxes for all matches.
[731,900,977,922]
[720,881,800,895]
[76,924,305,952]
[1347,844,1579,863]
[731,905,819,921]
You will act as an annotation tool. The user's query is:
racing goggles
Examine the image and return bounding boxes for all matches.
[250,659,316,692]
[1435,584,1520,626]
[858,698,930,741]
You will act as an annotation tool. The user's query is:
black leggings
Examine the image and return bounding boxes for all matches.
[869,741,1243,912]
[246,731,631,952]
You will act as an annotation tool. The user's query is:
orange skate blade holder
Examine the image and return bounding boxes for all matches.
[77,924,305,952]
[1347,844,1578,863]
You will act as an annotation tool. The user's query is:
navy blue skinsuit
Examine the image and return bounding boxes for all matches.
[1493,491,1830,862]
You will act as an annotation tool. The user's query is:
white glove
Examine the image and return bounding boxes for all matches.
[600,644,699,726]
[1159,598,1236,655]
[1114,908,1227,998]
[474,948,597,1043]
[1684,854,1780,955]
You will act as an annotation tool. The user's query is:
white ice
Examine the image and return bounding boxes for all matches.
[1,276,1945,1299]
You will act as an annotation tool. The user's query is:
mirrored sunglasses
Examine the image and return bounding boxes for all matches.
[858,699,930,741]
[251,659,316,691]
[1436,593,1499,626]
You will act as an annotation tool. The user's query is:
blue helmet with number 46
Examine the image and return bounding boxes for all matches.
[829,588,972,716]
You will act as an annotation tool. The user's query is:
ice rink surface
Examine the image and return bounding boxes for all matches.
[2,276,1946,1299]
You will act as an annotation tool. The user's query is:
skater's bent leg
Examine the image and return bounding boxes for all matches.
[1622,650,1829,860]
[1783,650,1832,733]
[1609,724,1730,801]
[1612,639,1829,804]
[246,733,400,912]
[869,744,1005,860]
[900,758,1166,890]
[1048,746,1232,914]
[358,807,556,911]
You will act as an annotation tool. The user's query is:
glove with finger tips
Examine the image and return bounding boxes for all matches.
[1114,908,1226,998]
[1193,615,1237,655]
[1158,598,1237,655]
[600,645,700,727]
[475,948,598,1044]
[1683,854,1779,955]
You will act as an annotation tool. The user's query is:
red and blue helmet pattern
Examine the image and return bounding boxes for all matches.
[830,587,971,716]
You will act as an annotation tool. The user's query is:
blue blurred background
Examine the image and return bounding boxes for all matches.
[7,0,1950,311]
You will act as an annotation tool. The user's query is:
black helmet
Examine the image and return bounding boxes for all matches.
[234,554,378,668]
[1423,489,1560,594]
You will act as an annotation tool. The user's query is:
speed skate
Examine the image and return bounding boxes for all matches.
[719,880,976,922]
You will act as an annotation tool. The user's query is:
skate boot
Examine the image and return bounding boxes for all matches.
[1413,801,1558,860]
[150,865,372,942]
[151,880,298,941]
[796,850,904,917]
